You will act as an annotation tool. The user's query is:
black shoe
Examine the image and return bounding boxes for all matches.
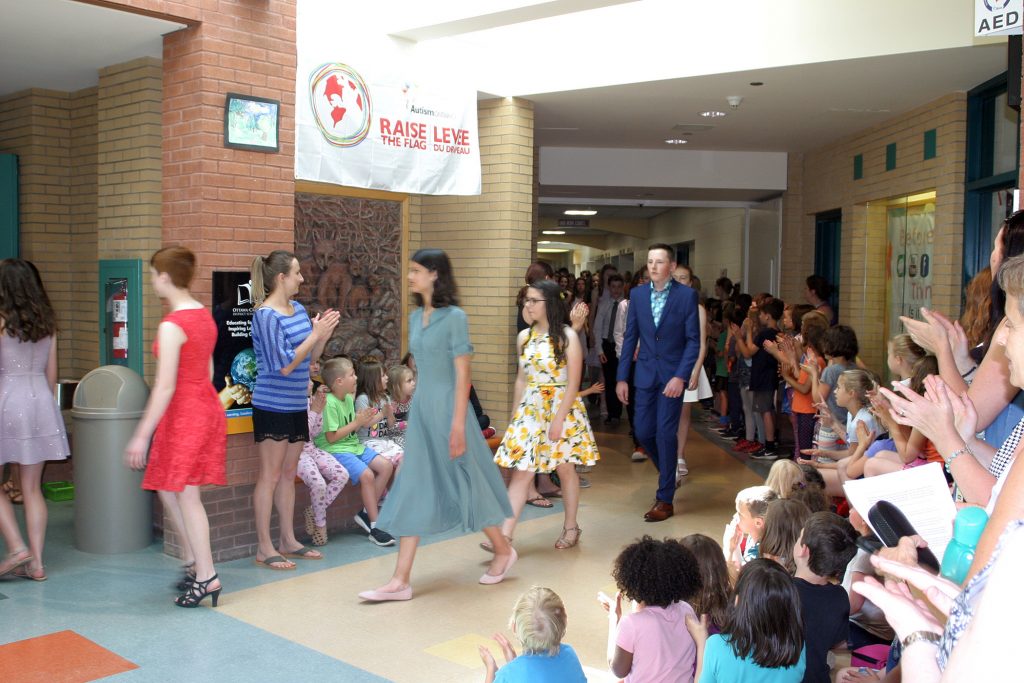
[749,448,779,461]
[369,527,396,547]
[175,573,221,608]
[354,510,372,534]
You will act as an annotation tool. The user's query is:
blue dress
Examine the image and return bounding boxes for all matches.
[376,306,512,537]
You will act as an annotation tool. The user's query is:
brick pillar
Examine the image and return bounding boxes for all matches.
[418,98,535,430]
[159,1,299,561]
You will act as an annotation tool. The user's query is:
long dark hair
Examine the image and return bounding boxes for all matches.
[517,261,553,308]
[989,210,1024,349]
[722,559,803,668]
[680,534,732,630]
[0,259,57,342]
[412,248,459,308]
[529,279,569,365]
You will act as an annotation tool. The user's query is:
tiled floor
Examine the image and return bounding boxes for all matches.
[2,413,766,682]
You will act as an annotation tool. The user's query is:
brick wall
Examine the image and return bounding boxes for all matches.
[782,93,967,372]
[417,98,535,429]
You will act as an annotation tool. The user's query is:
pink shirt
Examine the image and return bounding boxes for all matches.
[615,601,698,683]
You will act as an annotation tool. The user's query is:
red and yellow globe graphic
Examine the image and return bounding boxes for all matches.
[309,63,372,147]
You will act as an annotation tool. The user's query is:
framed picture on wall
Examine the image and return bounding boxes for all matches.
[224,93,280,152]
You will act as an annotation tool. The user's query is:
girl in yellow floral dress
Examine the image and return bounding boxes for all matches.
[493,279,600,550]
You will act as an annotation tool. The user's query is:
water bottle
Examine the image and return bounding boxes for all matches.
[940,507,988,585]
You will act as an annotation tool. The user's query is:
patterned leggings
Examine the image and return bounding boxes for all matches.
[297,446,350,527]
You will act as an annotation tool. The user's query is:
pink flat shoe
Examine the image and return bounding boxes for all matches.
[357,586,412,602]
[479,548,518,585]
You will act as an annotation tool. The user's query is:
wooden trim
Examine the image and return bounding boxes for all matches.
[294,181,408,203]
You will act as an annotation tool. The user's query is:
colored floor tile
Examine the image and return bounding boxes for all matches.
[0,630,137,683]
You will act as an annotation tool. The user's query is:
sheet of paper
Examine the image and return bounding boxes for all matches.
[843,462,956,560]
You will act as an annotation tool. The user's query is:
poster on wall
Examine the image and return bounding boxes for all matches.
[886,202,935,346]
[294,6,481,195]
[213,271,256,430]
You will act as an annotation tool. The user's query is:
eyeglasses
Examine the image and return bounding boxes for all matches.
[523,298,545,305]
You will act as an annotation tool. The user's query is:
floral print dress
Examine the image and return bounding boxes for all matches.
[494,329,600,473]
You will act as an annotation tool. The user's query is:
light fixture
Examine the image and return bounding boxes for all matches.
[700,110,726,118]
[539,240,551,244]
[542,230,566,235]
[564,209,597,216]
[664,139,688,145]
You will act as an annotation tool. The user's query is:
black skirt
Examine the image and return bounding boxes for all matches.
[252,406,309,443]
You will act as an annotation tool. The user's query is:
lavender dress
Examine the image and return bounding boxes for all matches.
[0,334,70,464]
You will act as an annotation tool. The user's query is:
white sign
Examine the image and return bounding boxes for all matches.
[976,0,1023,37]
[295,3,481,196]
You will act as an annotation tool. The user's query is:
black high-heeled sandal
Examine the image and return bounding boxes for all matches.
[176,564,197,591]
[175,573,221,608]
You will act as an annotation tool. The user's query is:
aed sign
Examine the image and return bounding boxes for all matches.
[976,0,1023,37]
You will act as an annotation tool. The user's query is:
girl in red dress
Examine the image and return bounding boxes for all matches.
[125,247,227,608]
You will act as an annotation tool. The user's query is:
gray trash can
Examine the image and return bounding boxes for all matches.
[71,365,152,553]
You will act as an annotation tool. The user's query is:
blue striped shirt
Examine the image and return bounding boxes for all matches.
[251,301,312,412]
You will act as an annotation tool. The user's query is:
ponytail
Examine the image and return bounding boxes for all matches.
[250,255,267,309]
[250,250,296,309]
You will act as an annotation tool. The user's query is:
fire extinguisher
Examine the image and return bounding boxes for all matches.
[112,288,128,360]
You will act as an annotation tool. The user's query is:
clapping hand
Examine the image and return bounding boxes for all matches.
[311,309,340,340]
[478,632,517,682]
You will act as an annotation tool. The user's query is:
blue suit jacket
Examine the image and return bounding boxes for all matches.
[615,282,701,389]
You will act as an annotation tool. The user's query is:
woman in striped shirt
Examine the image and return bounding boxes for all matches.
[250,251,339,570]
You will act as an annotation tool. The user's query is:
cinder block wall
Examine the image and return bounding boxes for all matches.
[781,93,967,372]
[417,98,535,430]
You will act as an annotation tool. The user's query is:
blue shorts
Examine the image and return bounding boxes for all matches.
[330,445,379,481]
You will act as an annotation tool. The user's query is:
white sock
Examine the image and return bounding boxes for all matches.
[370,521,377,529]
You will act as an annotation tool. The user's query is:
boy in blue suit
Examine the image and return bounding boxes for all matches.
[615,244,701,521]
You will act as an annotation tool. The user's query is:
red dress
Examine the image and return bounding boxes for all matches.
[142,308,227,492]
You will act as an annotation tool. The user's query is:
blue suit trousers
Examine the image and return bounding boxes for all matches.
[633,384,685,504]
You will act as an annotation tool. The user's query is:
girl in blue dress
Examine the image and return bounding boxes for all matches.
[359,249,515,601]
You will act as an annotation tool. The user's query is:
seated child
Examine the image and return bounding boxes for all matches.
[681,534,733,634]
[792,512,858,683]
[601,536,701,682]
[765,459,807,499]
[314,357,395,547]
[386,363,415,448]
[297,378,350,546]
[687,558,806,682]
[799,369,879,497]
[355,357,404,467]
[723,485,779,572]
[478,586,586,683]
[760,499,812,574]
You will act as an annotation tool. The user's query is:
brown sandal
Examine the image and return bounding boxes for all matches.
[555,526,582,550]
[2,480,22,504]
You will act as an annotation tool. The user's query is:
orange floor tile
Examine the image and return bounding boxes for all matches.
[0,630,137,683]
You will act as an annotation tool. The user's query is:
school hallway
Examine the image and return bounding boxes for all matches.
[0,416,764,683]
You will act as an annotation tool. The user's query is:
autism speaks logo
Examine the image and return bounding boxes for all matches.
[309,63,372,147]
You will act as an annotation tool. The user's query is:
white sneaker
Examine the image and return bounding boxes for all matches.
[631,449,647,462]
[676,459,689,478]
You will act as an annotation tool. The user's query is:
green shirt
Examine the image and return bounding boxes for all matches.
[314,393,363,454]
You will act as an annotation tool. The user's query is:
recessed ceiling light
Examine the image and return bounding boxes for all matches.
[700,111,726,118]
[564,210,597,216]
[750,81,764,86]
[542,230,566,235]
[664,139,688,145]
[539,240,551,244]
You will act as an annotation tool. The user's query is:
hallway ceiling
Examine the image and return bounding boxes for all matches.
[0,0,185,98]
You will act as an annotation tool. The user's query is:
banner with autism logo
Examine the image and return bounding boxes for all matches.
[295,58,481,195]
